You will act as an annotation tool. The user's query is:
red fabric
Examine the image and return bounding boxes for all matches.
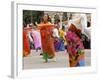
[68,24,81,33]
[23,28,30,57]
[39,24,55,57]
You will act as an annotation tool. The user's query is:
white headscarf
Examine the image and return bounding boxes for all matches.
[68,13,87,32]
[68,13,91,39]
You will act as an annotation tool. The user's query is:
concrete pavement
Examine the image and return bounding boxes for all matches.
[23,49,91,69]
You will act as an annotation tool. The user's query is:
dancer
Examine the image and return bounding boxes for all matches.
[23,24,31,57]
[38,14,56,62]
[31,25,42,52]
[66,24,85,67]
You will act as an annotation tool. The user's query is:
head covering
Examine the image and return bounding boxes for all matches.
[68,13,87,33]
[68,23,81,34]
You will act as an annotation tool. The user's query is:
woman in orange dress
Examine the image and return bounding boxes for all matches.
[38,14,56,62]
[23,24,31,57]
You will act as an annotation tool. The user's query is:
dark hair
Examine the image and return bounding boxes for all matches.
[33,22,37,26]
[41,14,51,22]
[54,19,60,24]
[47,14,51,22]
[56,19,60,23]
[29,24,32,28]
[62,25,65,31]
[23,22,27,28]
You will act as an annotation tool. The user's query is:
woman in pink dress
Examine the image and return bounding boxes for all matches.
[66,24,85,67]
[31,26,42,51]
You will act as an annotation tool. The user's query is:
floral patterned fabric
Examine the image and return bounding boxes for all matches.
[66,24,84,67]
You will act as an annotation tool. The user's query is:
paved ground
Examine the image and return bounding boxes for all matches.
[23,49,91,69]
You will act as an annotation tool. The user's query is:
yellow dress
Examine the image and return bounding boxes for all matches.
[59,29,67,45]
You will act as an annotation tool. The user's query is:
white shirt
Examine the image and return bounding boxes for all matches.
[52,28,59,38]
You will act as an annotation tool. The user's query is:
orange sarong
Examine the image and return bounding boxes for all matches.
[39,24,55,57]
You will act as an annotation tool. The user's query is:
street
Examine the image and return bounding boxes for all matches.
[23,49,91,69]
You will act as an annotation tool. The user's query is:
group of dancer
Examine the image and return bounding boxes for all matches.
[23,13,90,67]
